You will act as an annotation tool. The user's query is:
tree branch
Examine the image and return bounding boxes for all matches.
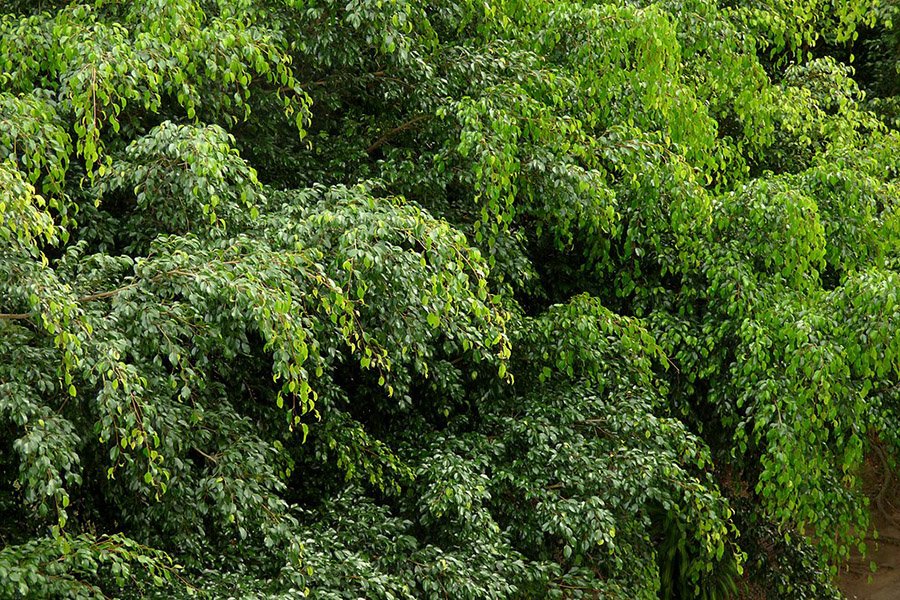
[78,285,136,303]
[366,114,430,154]
[0,269,181,321]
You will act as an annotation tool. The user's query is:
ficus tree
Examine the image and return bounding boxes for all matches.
[1,1,899,599]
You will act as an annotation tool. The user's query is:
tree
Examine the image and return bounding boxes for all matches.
[1,0,898,598]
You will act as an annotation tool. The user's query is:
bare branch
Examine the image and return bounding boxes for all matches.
[366,114,430,154]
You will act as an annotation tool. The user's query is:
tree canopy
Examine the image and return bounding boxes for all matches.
[1,0,900,598]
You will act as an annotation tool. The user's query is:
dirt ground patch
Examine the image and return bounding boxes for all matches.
[838,449,900,600]
[838,517,900,599]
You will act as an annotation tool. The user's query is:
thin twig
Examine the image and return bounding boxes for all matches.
[193,448,219,464]
[366,114,431,154]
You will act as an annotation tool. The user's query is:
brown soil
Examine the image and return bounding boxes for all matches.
[837,511,900,599]
[838,448,900,600]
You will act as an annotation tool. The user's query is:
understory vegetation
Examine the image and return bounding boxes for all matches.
[2,0,900,598]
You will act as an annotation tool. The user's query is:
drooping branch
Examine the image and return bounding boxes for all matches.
[0,269,186,321]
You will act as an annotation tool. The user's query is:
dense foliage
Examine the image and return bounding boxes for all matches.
[2,0,900,598]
